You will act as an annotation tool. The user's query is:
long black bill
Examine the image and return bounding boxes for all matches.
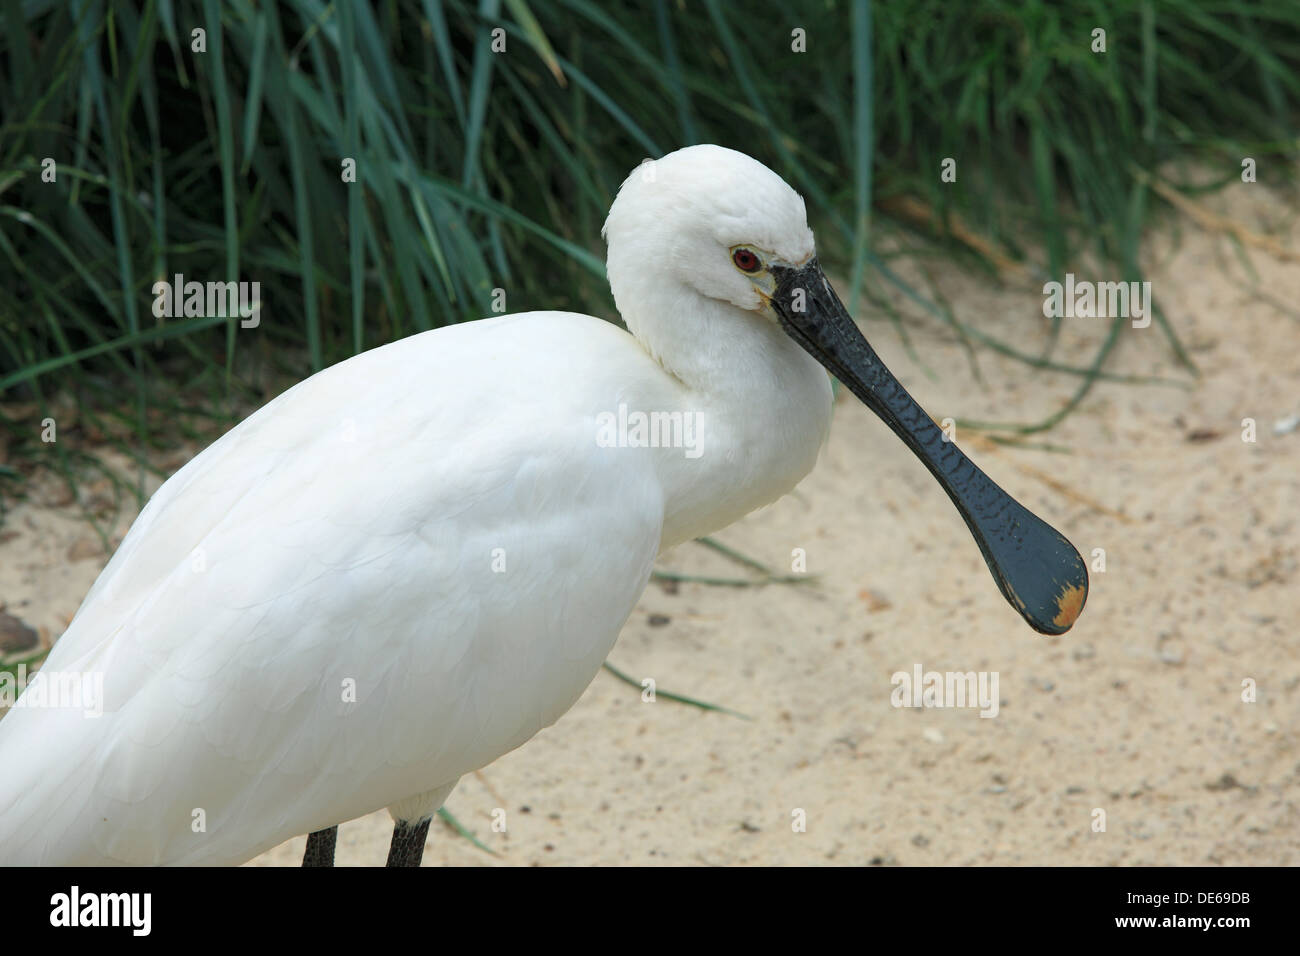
[771,258,1088,635]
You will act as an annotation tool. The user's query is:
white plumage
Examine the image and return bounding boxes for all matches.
[0,146,833,864]
[0,142,1088,865]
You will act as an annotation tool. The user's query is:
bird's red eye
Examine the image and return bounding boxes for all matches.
[732,249,760,272]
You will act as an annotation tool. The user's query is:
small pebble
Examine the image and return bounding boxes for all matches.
[1272,414,1300,436]
[0,612,38,653]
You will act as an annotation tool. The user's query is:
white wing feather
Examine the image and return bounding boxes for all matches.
[0,312,665,864]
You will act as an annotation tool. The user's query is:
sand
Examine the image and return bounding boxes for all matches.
[2,175,1296,865]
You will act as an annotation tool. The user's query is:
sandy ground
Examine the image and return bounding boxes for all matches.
[2,176,1297,866]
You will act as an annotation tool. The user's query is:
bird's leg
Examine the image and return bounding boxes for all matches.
[386,817,431,867]
[302,826,338,867]
[385,782,455,866]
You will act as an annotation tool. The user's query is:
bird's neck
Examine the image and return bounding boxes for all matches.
[623,291,834,551]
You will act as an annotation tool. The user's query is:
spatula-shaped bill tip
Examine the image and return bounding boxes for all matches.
[968,490,1089,635]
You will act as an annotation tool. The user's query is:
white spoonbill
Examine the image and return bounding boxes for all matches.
[0,145,1086,866]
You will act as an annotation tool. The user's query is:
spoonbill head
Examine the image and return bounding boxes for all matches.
[610,145,1088,635]
[0,145,1085,867]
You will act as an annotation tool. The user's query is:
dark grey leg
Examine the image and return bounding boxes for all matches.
[303,826,338,867]
[386,817,431,867]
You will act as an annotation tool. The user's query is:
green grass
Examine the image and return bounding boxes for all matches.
[1,0,1298,496]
